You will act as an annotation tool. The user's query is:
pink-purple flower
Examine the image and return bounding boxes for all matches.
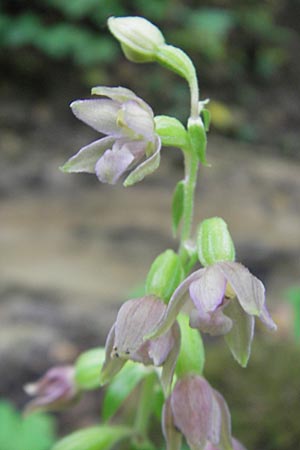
[61,86,161,186]
[149,261,276,366]
[24,366,78,413]
[163,374,236,450]
[100,295,180,393]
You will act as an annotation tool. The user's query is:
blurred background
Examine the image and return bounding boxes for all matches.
[0,1,300,449]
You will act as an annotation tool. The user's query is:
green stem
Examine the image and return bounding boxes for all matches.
[134,372,157,438]
[189,74,199,119]
[179,146,199,265]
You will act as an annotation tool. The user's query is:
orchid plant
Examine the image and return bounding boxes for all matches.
[25,16,276,450]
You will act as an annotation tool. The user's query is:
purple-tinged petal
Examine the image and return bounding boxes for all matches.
[160,321,181,395]
[71,99,121,136]
[189,305,233,336]
[148,330,175,367]
[162,397,182,450]
[123,137,161,187]
[114,296,166,359]
[232,438,247,450]
[146,269,205,340]
[212,390,233,450]
[122,100,155,140]
[100,324,126,385]
[95,145,134,184]
[24,366,78,414]
[218,262,265,316]
[224,300,255,367]
[259,304,277,331]
[189,266,227,313]
[91,86,139,103]
[204,438,246,450]
[61,136,115,173]
[171,376,214,450]
[91,86,154,116]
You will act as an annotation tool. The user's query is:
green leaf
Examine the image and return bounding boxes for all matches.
[0,400,56,450]
[102,363,148,421]
[52,425,132,450]
[202,109,211,132]
[172,180,185,236]
[187,117,208,165]
[75,348,105,391]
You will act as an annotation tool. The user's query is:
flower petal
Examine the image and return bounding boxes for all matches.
[71,99,121,136]
[171,376,214,450]
[224,300,255,367]
[189,266,227,313]
[123,137,161,186]
[259,304,277,331]
[146,269,205,340]
[218,262,265,316]
[122,100,154,140]
[95,144,134,184]
[212,390,233,450]
[100,324,126,385]
[114,296,166,359]
[189,306,233,336]
[61,136,115,173]
[91,86,138,102]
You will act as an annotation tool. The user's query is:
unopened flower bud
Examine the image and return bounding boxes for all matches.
[108,16,165,63]
[197,217,235,267]
[145,250,184,302]
[24,366,78,414]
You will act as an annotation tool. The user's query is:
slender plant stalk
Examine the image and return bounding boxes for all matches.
[134,372,157,438]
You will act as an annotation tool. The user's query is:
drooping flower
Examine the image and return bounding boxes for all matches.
[162,375,234,450]
[24,366,78,414]
[100,295,180,394]
[61,86,161,186]
[148,261,276,366]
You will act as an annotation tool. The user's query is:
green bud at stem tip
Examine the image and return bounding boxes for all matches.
[197,217,235,267]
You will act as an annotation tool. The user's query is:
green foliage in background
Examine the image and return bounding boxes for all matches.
[205,337,300,450]
[0,0,292,78]
[0,399,56,450]
[287,286,300,342]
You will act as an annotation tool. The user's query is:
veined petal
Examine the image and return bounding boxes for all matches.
[114,296,166,358]
[123,137,161,186]
[146,269,205,340]
[212,390,233,450]
[218,262,265,316]
[100,324,126,385]
[224,300,255,367]
[189,306,233,336]
[61,136,115,173]
[171,376,214,450]
[95,145,134,184]
[122,100,155,140]
[71,99,121,136]
[189,266,227,313]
